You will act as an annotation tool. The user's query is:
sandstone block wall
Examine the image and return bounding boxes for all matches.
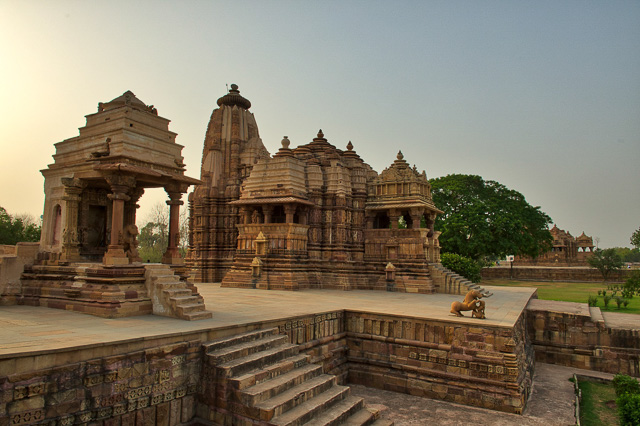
[1,307,532,423]
[527,299,640,376]
[0,337,203,425]
[344,311,534,414]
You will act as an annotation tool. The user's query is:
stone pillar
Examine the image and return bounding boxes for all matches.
[284,204,297,224]
[162,191,184,265]
[239,207,250,225]
[388,209,400,229]
[410,208,423,230]
[262,206,273,224]
[124,187,144,228]
[365,212,375,229]
[60,178,85,262]
[103,176,135,265]
[298,207,309,225]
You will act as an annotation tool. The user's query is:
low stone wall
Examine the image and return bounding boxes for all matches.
[526,299,640,376]
[0,331,204,425]
[345,311,534,414]
[0,242,39,304]
[482,266,631,283]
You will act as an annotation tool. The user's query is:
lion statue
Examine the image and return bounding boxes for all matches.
[450,289,487,319]
[122,224,142,263]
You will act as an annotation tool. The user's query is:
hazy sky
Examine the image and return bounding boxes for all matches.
[1,1,638,248]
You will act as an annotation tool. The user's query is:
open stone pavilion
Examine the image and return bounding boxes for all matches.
[1,86,639,425]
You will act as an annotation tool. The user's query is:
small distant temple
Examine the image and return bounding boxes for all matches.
[516,224,595,266]
[188,85,443,292]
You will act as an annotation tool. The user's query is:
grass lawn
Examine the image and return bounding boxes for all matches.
[578,380,619,425]
[482,279,640,315]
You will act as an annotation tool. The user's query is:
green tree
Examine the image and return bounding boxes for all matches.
[631,227,640,250]
[587,248,624,281]
[137,203,188,262]
[612,247,640,263]
[0,207,41,245]
[429,174,553,260]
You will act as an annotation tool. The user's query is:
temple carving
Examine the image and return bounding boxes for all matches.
[188,85,443,292]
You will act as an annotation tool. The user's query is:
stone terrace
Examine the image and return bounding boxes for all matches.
[0,285,535,357]
[1,285,536,424]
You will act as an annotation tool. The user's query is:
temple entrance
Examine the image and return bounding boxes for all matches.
[82,205,107,259]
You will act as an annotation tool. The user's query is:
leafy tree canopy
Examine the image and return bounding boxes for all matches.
[0,207,41,245]
[631,227,640,250]
[587,248,624,281]
[611,247,640,263]
[429,174,553,260]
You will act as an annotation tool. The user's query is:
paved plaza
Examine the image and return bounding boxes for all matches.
[0,284,535,357]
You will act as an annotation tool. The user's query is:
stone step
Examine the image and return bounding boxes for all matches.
[170,295,203,305]
[241,363,323,406]
[303,395,366,426]
[151,274,179,281]
[155,281,185,289]
[208,334,290,366]
[203,328,280,354]
[217,343,299,378]
[255,374,338,422]
[163,288,193,298]
[177,303,207,315]
[268,384,350,426]
[230,354,310,391]
[183,311,212,321]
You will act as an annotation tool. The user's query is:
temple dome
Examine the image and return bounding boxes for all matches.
[217,84,251,110]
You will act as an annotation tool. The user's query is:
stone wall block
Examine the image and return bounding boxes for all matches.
[155,401,170,426]
[180,395,195,423]
[169,398,181,425]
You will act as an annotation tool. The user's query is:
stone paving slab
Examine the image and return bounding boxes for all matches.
[0,284,535,358]
[351,363,615,425]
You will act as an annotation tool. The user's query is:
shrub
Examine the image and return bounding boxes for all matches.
[616,296,624,309]
[618,393,640,425]
[587,296,598,307]
[440,253,483,283]
[613,374,640,397]
[624,299,630,308]
[604,295,611,308]
[626,271,640,293]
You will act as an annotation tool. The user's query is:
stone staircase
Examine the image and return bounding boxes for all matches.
[428,263,492,297]
[144,264,212,321]
[202,328,392,425]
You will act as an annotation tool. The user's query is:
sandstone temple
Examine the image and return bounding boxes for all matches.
[188,84,443,293]
[2,86,638,426]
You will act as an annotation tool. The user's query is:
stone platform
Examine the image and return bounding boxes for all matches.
[0,285,536,423]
